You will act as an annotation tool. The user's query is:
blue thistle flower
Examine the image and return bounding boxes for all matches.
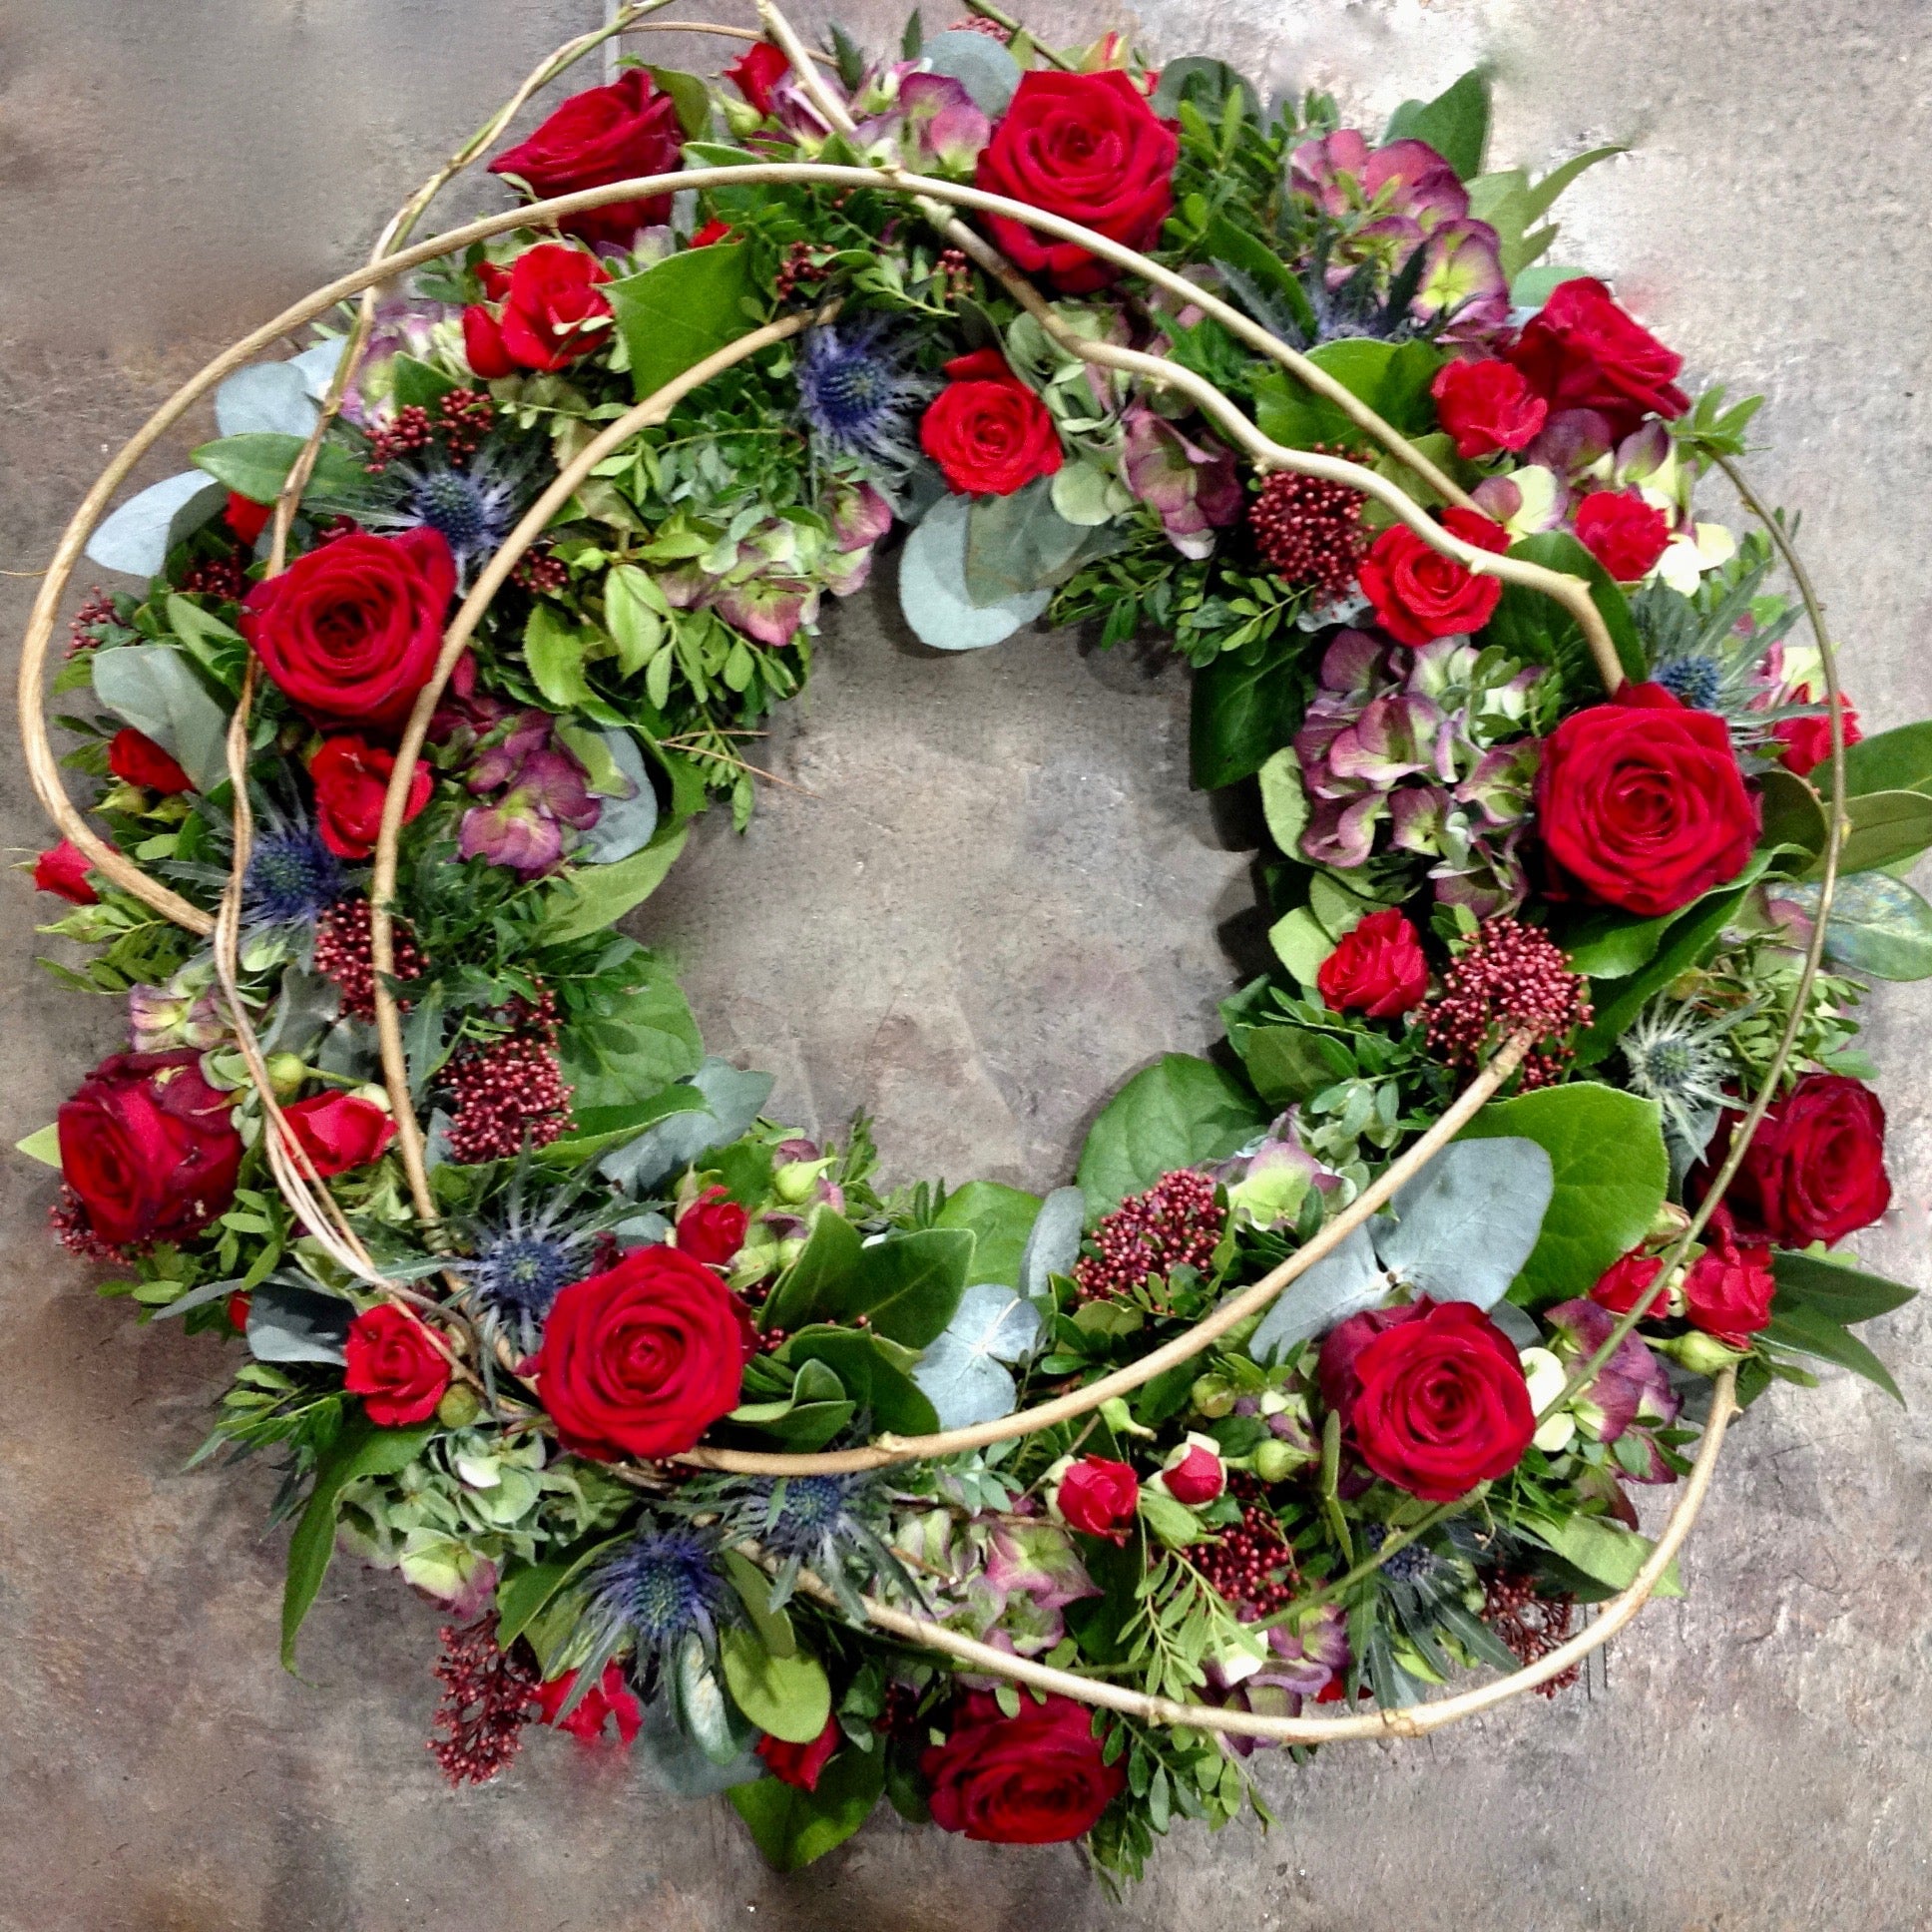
[243,814,342,929]
[794,315,933,472]
[592,1528,736,1655]
[1655,655,1722,710]
[400,457,525,571]
[1617,993,1755,1176]
[701,1470,921,1620]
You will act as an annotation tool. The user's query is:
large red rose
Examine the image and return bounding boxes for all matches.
[487,69,683,246]
[532,1244,750,1461]
[1319,1298,1534,1502]
[57,1048,242,1249]
[1357,509,1506,647]
[1535,682,1759,917]
[1571,489,1672,583]
[918,348,1063,497]
[1707,1073,1891,1248]
[107,727,193,795]
[974,70,1179,295]
[343,1302,450,1426]
[282,1091,397,1177]
[242,526,455,733]
[464,243,614,376]
[309,735,433,860]
[1430,357,1547,459]
[922,1691,1125,1843]
[34,838,98,904]
[1505,276,1690,441]
[1317,907,1428,1018]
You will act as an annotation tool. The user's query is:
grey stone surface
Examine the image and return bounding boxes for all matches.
[2,1,1929,1927]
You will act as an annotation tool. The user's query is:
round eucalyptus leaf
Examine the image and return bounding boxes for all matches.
[922,30,1021,114]
[216,361,321,438]
[898,494,1048,650]
[84,471,226,578]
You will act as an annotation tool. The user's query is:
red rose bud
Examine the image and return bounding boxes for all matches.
[922,1690,1127,1843]
[1358,518,1503,647]
[676,1185,749,1266]
[532,1244,750,1461]
[1051,1455,1140,1542]
[537,1663,643,1744]
[33,838,98,904]
[487,68,683,246]
[242,526,454,734]
[107,727,194,795]
[343,1302,451,1427]
[975,70,1179,295]
[492,243,614,373]
[918,348,1064,497]
[226,1290,252,1331]
[1774,696,1861,777]
[1430,357,1548,458]
[1704,1072,1891,1248]
[690,218,734,247]
[724,39,791,116]
[1316,907,1428,1018]
[1572,488,1673,582]
[462,303,516,380]
[58,1048,242,1248]
[755,1714,841,1791]
[1535,682,1759,918]
[282,1091,396,1177]
[224,491,273,545]
[1320,1298,1534,1503]
[1158,1435,1225,1506]
[309,734,433,860]
[1683,1235,1775,1347]
[1590,1245,1674,1319]
[1503,275,1690,441]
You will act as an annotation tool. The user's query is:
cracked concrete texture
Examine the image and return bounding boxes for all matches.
[1,1,1929,1927]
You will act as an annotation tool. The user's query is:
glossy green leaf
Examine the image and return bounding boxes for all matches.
[1757,766,1830,865]
[1487,531,1645,693]
[784,1325,941,1434]
[1575,883,1750,1066]
[720,1628,832,1742]
[762,1209,865,1334]
[1764,1304,1904,1404]
[1840,721,1932,798]
[728,1738,884,1871]
[1240,1025,1355,1107]
[609,243,753,403]
[537,824,690,945]
[190,431,366,505]
[1771,1249,1918,1325]
[935,1180,1042,1289]
[1383,68,1491,179]
[721,1547,797,1660]
[1077,1053,1267,1211]
[1805,788,1932,878]
[389,353,458,409]
[495,1532,626,1648]
[1189,628,1306,789]
[836,1227,974,1347]
[1529,1514,1682,1597]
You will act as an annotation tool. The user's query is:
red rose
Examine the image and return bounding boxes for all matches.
[1319,1298,1534,1503]
[1505,276,1690,441]
[755,1715,841,1791]
[1590,1246,1668,1318]
[1159,1439,1225,1506]
[309,734,432,860]
[1317,908,1429,1018]
[975,70,1180,295]
[532,1244,750,1461]
[108,727,193,795]
[537,1663,643,1744]
[1430,358,1548,459]
[1358,510,1505,647]
[1535,682,1758,917]
[1572,489,1672,582]
[488,69,683,246]
[1053,1455,1139,1541]
[242,526,455,733]
[922,1691,1126,1844]
[57,1048,242,1249]
[690,218,733,247]
[34,838,98,904]
[1684,1235,1775,1347]
[225,491,273,545]
[226,1289,252,1331]
[343,1302,450,1426]
[724,40,791,116]
[1710,1073,1891,1248]
[676,1185,748,1266]
[283,1091,396,1177]
[462,303,516,381]
[918,348,1063,497]
[479,244,615,374]
[1773,696,1861,777]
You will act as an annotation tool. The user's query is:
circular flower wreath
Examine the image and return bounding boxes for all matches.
[18,0,1924,1883]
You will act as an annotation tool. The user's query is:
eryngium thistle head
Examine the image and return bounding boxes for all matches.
[243,817,343,929]
[795,315,932,470]
[591,1528,734,1658]
[1618,993,1749,1166]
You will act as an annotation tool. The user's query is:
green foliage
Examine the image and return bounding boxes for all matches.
[1383,69,1492,179]
[1077,1055,1268,1211]
[728,1741,884,1871]
[607,243,755,402]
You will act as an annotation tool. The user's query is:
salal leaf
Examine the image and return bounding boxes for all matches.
[1248,1222,1387,1364]
[1077,1053,1266,1212]
[786,1326,940,1434]
[538,824,688,943]
[837,1227,973,1346]
[1841,721,1932,798]
[1806,788,1932,877]
[720,1627,832,1742]
[1375,1137,1553,1308]
[1383,68,1490,179]
[595,1056,771,1194]
[1524,1514,1683,1599]
[728,1738,884,1872]
[1257,745,1309,856]
[190,431,366,505]
[607,242,751,402]
[934,1180,1043,1290]
[762,1210,864,1334]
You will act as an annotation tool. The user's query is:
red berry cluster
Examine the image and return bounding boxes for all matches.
[426,1612,540,1786]
[1424,915,1592,1091]
[67,590,120,655]
[1186,1482,1298,1619]
[1481,1573,1580,1697]
[313,894,425,1021]
[948,14,1012,37]
[511,546,570,596]
[1248,457,1367,599]
[364,402,436,471]
[1073,1170,1224,1303]
[442,987,574,1163]
[50,1186,132,1262]
[774,241,834,303]
[175,556,250,603]
[364,389,496,473]
[935,244,975,301]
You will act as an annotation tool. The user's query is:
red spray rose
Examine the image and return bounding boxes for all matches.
[1052,1455,1140,1541]
[1572,489,1672,582]
[1317,908,1429,1018]
[1320,1298,1535,1502]
[1505,275,1690,440]
[532,1243,751,1461]
[1683,1234,1775,1347]
[1357,508,1506,647]
[487,69,683,246]
[974,69,1180,295]
[537,1664,643,1744]
[309,735,432,860]
[1591,1246,1670,1318]
[242,526,455,733]
[108,727,193,795]
[755,1715,841,1791]
[1159,1437,1225,1506]
[922,1690,1126,1843]
[464,244,614,376]
[724,40,791,116]
[1773,696,1861,777]
[462,304,517,380]
[282,1092,396,1177]
[343,1303,451,1427]
[1706,1073,1891,1248]
[1430,357,1548,459]
[58,1048,242,1249]
[34,839,98,904]
[1535,682,1759,917]
[676,1185,748,1266]
[918,347,1063,497]
[225,491,273,545]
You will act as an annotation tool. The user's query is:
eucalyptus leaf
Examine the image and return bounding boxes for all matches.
[964,477,1123,602]
[215,361,321,438]
[1377,1138,1553,1307]
[597,1057,772,1194]
[92,643,232,794]
[288,337,350,399]
[638,1689,764,1796]
[84,472,226,578]
[1019,1185,1086,1310]
[571,730,660,864]
[148,1273,244,1319]
[920,29,1021,113]
[912,1281,1043,1429]
[1779,873,1932,982]
[1247,1222,1386,1364]
[246,1281,353,1364]
[259,966,340,1059]
[898,493,1048,650]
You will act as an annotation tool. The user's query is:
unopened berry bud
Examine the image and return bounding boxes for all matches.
[436,1383,483,1428]
[264,1053,308,1099]
[1192,1374,1236,1418]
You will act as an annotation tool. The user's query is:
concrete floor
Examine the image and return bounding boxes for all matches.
[3,2,1929,1927]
